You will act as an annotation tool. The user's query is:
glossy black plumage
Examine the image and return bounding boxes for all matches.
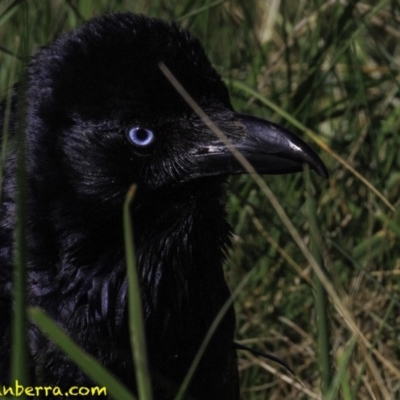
[0,13,327,399]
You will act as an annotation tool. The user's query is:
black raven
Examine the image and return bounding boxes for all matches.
[0,13,327,399]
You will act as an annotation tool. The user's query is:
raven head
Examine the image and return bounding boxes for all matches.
[27,13,327,214]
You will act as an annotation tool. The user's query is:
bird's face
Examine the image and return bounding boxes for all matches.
[26,13,327,211]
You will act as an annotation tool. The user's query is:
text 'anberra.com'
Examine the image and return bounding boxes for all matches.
[0,381,107,397]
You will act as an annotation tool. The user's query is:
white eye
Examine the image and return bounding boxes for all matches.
[127,127,155,147]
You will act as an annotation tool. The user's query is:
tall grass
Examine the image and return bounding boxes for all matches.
[1,1,399,399]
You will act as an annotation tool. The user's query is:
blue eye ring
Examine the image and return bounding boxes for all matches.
[127,127,155,147]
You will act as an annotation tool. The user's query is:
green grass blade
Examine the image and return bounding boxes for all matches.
[0,0,21,28]
[325,336,357,400]
[123,185,153,400]
[305,167,332,395]
[10,2,29,391]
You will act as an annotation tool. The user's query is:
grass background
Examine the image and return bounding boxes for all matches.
[1,0,399,399]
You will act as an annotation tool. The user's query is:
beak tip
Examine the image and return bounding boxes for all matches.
[235,113,329,180]
[314,162,329,180]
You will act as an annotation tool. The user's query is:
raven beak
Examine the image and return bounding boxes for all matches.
[191,113,328,180]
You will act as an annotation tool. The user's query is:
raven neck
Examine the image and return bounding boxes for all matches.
[132,185,231,307]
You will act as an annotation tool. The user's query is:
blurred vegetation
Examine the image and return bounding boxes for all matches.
[1,0,399,399]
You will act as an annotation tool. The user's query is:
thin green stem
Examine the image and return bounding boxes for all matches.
[123,185,153,400]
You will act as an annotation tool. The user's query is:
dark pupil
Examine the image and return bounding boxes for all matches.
[136,129,149,141]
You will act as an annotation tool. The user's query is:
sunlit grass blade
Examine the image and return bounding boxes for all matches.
[123,185,152,400]
[28,307,136,400]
